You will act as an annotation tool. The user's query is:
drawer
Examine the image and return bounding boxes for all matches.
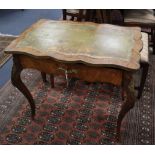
[19,55,123,86]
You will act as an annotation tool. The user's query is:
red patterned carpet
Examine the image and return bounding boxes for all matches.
[0,72,123,144]
[0,55,154,145]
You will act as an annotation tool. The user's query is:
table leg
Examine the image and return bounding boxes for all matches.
[50,74,54,88]
[41,72,47,83]
[152,28,155,55]
[116,72,136,142]
[11,55,36,119]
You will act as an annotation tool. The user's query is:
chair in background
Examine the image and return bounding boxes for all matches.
[122,9,155,55]
[90,10,109,23]
[62,9,89,21]
[62,9,109,23]
[138,32,149,99]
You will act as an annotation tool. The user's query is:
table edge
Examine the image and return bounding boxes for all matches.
[4,19,142,71]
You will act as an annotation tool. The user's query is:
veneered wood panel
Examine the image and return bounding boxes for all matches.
[19,55,123,86]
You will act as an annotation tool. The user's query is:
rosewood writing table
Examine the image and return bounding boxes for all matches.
[5,19,142,141]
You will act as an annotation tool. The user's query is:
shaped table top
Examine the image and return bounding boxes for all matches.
[5,19,142,71]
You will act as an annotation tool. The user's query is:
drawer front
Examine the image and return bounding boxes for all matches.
[65,64,123,85]
[20,55,123,86]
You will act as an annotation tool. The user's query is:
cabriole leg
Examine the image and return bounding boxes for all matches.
[11,55,36,119]
[117,72,136,142]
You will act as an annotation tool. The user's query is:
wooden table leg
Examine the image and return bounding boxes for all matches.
[41,72,47,83]
[50,74,54,88]
[11,55,36,119]
[149,28,155,54]
[116,72,136,142]
[41,73,54,88]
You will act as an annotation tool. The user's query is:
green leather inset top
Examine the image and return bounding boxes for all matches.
[5,19,142,70]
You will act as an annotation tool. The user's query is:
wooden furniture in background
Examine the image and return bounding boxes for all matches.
[62,9,109,23]
[138,32,149,99]
[123,9,155,54]
[5,19,142,141]
[62,9,89,21]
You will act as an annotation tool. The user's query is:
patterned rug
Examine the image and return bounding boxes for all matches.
[0,56,154,145]
[0,33,17,68]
